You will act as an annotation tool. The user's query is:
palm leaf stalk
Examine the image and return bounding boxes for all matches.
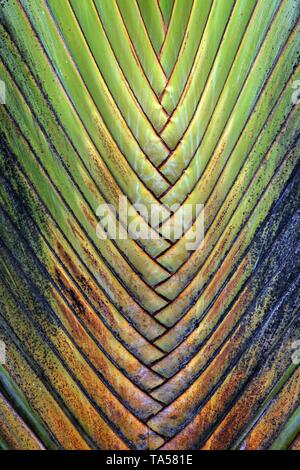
[0,0,299,450]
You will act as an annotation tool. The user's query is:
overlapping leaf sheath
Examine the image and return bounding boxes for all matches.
[0,0,299,450]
